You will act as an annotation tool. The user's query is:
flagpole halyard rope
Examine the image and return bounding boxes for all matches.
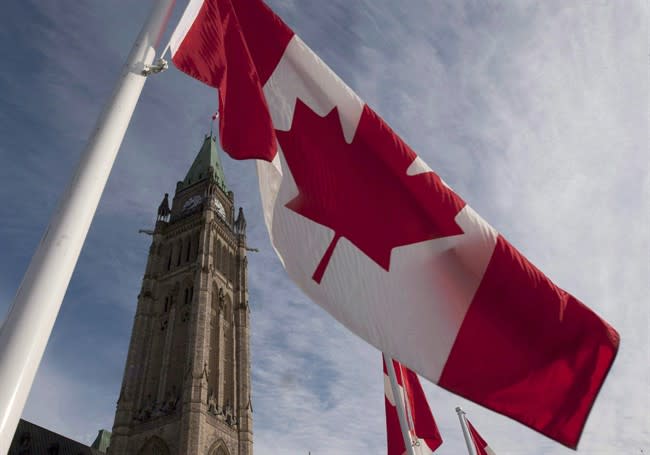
[159,41,172,61]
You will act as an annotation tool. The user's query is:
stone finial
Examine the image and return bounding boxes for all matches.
[234,207,247,234]
[157,193,171,221]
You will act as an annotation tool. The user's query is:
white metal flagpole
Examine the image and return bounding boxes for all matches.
[385,354,417,455]
[0,1,176,452]
[455,406,478,455]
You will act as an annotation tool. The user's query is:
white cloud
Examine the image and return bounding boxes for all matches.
[341,1,648,453]
[0,1,646,454]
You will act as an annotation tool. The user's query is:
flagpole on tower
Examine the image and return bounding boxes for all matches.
[211,112,219,137]
[456,407,478,455]
[385,354,417,455]
[0,1,176,453]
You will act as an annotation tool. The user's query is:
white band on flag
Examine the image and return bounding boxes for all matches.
[169,0,205,56]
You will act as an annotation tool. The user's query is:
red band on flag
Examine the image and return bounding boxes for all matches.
[466,418,495,455]
[439,236,619,448]
[171,0,293,161]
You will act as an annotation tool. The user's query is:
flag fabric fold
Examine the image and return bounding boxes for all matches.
[170,0,620,448]
[466,418,496,455]
[383,355,443,454]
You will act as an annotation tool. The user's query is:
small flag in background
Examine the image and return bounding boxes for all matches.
[467,419,496,455]
[383,355,443,454]
[169,0,619,448]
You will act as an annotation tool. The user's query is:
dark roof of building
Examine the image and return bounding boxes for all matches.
[9,419,105,455]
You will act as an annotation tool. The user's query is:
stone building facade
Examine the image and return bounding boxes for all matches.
[108,135,252,455]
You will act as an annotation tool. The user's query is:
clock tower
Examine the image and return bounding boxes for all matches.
[108,135,252,455]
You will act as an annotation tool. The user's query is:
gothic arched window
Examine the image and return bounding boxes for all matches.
[208,440,230,455]
[176,240,182,266]
[224,294,232,321]
[220,245,226,272]
[211,283,222,320]
[223,247,230,279]
[193,231,200,260]
[214,240,221,270]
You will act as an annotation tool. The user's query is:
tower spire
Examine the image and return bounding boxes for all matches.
[178,134,228,192]
[109,133,252,454]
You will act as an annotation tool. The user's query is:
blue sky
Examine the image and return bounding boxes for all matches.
[0,1,647,454]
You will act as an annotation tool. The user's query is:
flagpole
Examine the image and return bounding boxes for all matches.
[0,1,176,452]
[385,354,417,455]
[455,406,477,455]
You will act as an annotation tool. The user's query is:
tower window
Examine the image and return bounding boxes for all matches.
[224,249,230,280]
[194,232,200,260]
[186,237,191,262]
[214,240,221,270]
[176,241,182,266]
[220,248,225,275]
[166,248,172,271]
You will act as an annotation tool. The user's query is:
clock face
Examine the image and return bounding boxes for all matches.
[214,198,226,220]
[182,195,203,212]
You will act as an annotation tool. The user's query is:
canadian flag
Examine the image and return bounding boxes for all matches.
[170,0,619,448]
[383,356,443,454]
[466,418,496,455]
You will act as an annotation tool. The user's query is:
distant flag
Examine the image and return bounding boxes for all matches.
[466,419,496,455]
[168,0,619,448]
[383,355,443,454]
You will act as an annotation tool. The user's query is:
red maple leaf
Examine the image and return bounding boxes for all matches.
[276,100,465,284]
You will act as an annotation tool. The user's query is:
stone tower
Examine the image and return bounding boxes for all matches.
[108,135,252,455]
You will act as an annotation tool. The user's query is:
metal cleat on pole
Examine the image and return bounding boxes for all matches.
[141,57,169,76]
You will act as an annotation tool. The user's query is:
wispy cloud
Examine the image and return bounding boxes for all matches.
[337,2,648,453]
[0,1,646,454]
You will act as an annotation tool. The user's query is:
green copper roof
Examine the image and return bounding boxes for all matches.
[91,429,111,453]
[179,135,228,192]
